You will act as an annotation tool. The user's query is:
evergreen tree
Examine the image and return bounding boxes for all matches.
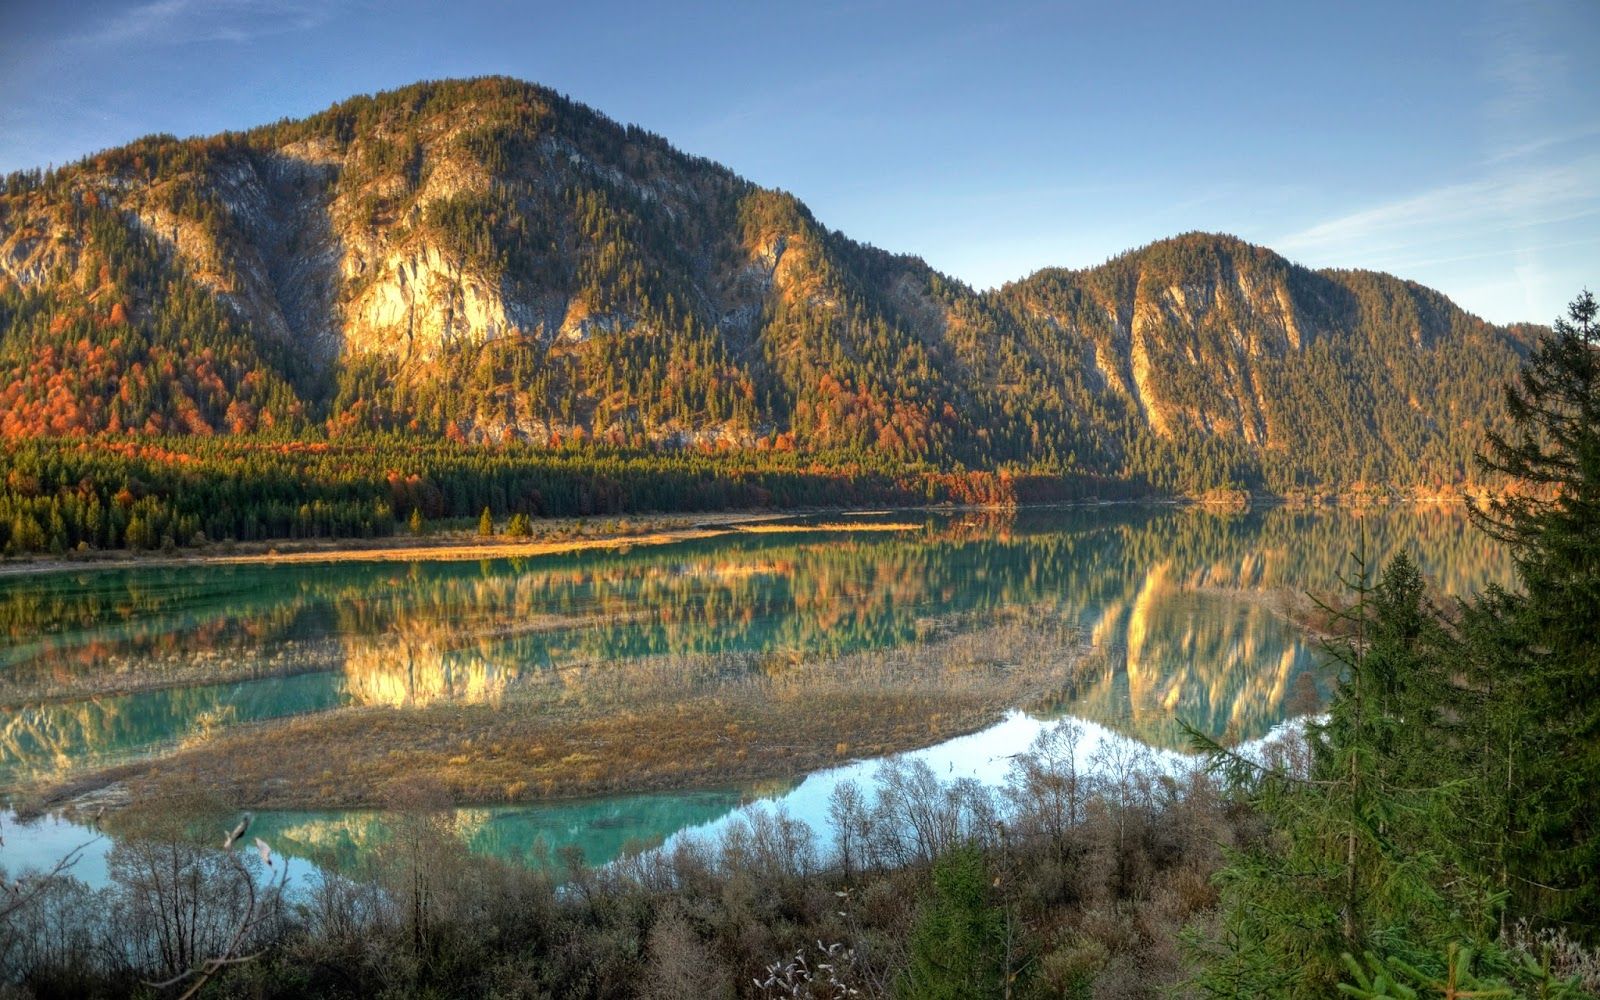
[1187,554,1482,997]
[1337,942,1586,999]
[1469,289,1600,933]
[896,845,1014,1000]
[1190,288,1600,996]
[478,506,494,536]
[409,508,425,536]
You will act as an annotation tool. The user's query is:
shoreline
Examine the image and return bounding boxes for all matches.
[2,499,1493,819]
[0,510,924,579]
[0,494,1481,581]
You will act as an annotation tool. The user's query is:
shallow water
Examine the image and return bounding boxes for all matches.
[0,504,1513,881]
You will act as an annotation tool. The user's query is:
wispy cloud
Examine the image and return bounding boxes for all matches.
[1482,17,1560,125]
[1271,131,1600,324]
[1360,233,1600,273]
[1475,0,1591,161]
[1276,154,1600,258]
[1485,121,1600,164]
[69,0,345,49]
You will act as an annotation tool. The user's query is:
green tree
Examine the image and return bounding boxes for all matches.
[477,506,493,536]
[896,845,1014,1000]
[409,507,425,536]
[1187,554,1482,998]
[7,514,43,553]
[1469,289,1600,933]
[1337,943,1587,999]
[1190,289,1600,997]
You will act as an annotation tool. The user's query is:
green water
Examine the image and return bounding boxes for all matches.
[0,505,1512,791]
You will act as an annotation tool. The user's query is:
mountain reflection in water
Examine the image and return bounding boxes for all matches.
[0,506,1510,791]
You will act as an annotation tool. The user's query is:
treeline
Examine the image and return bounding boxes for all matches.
[0,436,1142,554]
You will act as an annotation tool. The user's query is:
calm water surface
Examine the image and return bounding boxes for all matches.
[0,505,1513,879]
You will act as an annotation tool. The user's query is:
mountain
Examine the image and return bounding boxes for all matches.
[0,76,1533,494]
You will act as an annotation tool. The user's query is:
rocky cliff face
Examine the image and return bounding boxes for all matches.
[987,233,1528,487]
[0,77,1533,489]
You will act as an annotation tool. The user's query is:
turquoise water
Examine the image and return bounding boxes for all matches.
[0,504,1514,879]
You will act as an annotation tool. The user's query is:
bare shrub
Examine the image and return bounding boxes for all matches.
[0,871,103,992]
[827,780,872,879]
[107,820,283,986]
[1504,919,1600,995]
[1006,718,1088,851]
[754,940,864,998]
[865,758,997,868]
[642,903,731,1000]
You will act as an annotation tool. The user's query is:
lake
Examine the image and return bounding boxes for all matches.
[0,504,1513,881]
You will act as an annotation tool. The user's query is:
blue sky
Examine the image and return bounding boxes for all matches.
[1,0,1595,325]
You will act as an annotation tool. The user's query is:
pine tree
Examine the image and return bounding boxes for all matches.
[409,507,425,536]
[1188,289,1600,997]
[1186,553,1487,997]
[1337,943,1585,999]
[1469,289,1600,933]
[896,845,1013,1000]
[478,506,493,536]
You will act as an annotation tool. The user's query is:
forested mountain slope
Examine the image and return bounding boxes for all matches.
[0,76,1534,493]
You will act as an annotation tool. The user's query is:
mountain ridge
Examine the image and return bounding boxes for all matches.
[0,76,1535,494]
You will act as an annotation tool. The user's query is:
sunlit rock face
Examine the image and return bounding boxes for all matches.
[343,244,524,360]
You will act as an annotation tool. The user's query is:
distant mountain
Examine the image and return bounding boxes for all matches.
[0,76,1534,492]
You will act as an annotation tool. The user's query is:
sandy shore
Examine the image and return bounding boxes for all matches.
[0,511,922,579]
